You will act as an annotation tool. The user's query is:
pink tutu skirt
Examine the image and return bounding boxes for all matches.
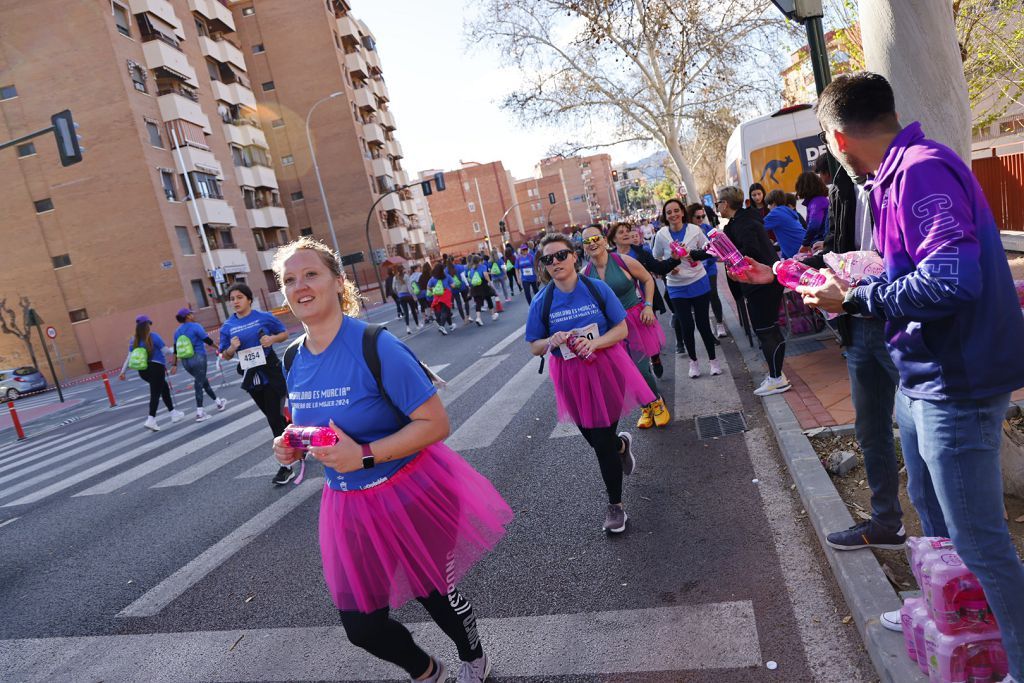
[624,303,665,358]
[549,341,657,429]
[318,443,513,613]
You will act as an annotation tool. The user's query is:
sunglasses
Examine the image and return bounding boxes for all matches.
[582,235,603,245]
[818,130,832,151]
[539,249,573,266]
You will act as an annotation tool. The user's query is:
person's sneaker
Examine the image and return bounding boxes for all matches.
[215,397,228,411]
[406,325,412,335]
[505,298,512,303]
[688,360,701,378]
[826,521,907,551]
[636,406,654,430]
[651,359,664,379]
[880,609,902,632]
[457,653,491,682]
[753,374,791,396]
[144,416,160,432]
[675,343,686,355]
[272,466,296,486]
[652,398,671,427]
[170,409,185,423]
[617,431,636,475]
[195,409,209,423]
[437,324,448,336]
[447,323,456,333]
[491,312,499,320]
[603,504,628,533]
[716,323,728,338]
[474,317,484,327]
[414,657,447,683]
[418,322,424,330]
[709,359,722,376]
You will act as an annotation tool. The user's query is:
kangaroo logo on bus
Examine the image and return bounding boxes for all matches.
[760,155,794,184]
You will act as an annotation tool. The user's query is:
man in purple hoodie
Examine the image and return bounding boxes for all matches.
[799,72,1024,681]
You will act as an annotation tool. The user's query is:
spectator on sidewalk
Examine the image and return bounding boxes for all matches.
[796,171,830,252]
[763,189,807,259]
[799,72,1024,680]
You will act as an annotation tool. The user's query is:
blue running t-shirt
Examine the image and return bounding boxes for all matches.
[525,278,626,358]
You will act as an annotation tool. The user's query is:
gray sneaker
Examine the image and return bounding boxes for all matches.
[618,431,636,475]
[457,653,491,682]
[414,658,447,683]
[603,504,628,533]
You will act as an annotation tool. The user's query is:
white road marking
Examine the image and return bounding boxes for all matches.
[549,421,578,439]
[446,356,547,451]
[438,354,508,408]
[116,478,322,618]
[149,431,275,488]
[0,419,135,478]
[482,323,527,357]
[234,457,284,480]
[0,517,18,528]
[427,363,449,374]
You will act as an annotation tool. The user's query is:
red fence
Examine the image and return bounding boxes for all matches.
[973,151,1024,232]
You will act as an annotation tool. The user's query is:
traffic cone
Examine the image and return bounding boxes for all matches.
[495,299,504,313]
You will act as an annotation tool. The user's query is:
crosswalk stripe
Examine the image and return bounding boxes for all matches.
[149,431,273,488]
[73,412,266,497]
[446,356,547,451]
[0,420,133,475]
[482,323,527,357]
[550,421,577,439]
[439,354,508,408]
[235,457,281,479]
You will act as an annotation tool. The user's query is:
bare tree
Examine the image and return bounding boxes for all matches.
[0,296,39,369]
[467,0,793,201]
[683,107,740,194]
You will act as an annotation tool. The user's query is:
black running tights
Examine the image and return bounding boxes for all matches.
[139,363,173,417]
[473,294,493,313]
[434,304,453,327]
[669,294,717,362]
[577,422,624,505]
[708,274,724,324]
[398,297,419,327]
[249,387,288,438]
[747,283,787,378]
[339,588,483,677]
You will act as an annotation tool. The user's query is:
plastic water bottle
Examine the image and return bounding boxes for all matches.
[567,334,596,363]
[925,550,997,635]
[901,597,926,664]
[705,228,751,275]
[907,537,955,587]
[773,259,828,290]
[669,241,689,260]
[283,425,338,449]
[924,619,1007,683]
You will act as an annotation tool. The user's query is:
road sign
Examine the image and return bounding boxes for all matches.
[45,326,57,339]
[211,268,226,284]
[340,251,365,266]
[371,248,388,265]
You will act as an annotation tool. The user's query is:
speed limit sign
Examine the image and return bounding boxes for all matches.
[45,326,57,340]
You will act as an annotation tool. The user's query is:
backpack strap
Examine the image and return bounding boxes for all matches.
[283,333,305,375]
[363,324,443,425]
[578,274,608,320]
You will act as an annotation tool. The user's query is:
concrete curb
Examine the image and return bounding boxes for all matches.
[721,302,926,682]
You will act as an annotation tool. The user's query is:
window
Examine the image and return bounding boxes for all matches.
[271,118,285,128]
[241,6,255,16]
[264,269,279,293]
[52,254,72,268]
[218,228,235,248]
[472,221,481,233]
[334,32,341,49]
[291,191,304,201]
[69,309,89,323]
[242,187,257,209]
[1,84,17,100]
[194,17,208,38]
[261,81,275,91]
[161,171,177,200]
[128,62,147,92]
[16,143,35,157]
[146,121,163,148]
[113,4,131,36]
[463,181,470,191]
[467,201,476,213]
[252,43,265,54]
[999,116,1024,135]
[176,226,194,255]
[34,198,54,213]
[185,172,222,199]
[254,231,266,250]
[190,280,209,308]
[281,155,294,166]
[300,227,313,236]
[206,60,220,82]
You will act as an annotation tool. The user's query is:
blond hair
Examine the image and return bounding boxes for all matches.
[271,237,362,317]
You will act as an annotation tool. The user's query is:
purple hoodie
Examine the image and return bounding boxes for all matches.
[849,122,1024,400]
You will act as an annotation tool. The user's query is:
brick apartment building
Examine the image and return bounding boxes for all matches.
[537,153,621,226]
[513,174,567,238]
[0,0,288,378]
[422,161,524,256]
[229,0,430,293]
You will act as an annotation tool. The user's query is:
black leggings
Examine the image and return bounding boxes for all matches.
[139,363,173,417]
[249,387,288,438]
[577,422,624,504]
[398,297,419,327]
[508,268,520,293]
[669,294,717,362]
[473,293,494,313]
[434,304,452,327]
[339,588,483,677]
[708,274,724,324]
[451,289,468,320]
[521,280,539,303]
[747,284,787,378]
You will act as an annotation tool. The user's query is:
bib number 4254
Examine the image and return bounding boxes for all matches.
[238,345,267,370]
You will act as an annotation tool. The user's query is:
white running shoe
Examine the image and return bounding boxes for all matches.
[170,409,185,423]
[709,359,722,376]
[144,416,160,431]
[753,373,792,396]
[406,325,412,335]
[688,360,701,378]
[491,312,499,320]
[715,323,728,338]
[195,409,209,422]
[417,322,424,330]
[215,397,227,411]
[447,323,456,333]
[437,324,448,336]
[457,653,491,682]
[880,609,902,632]
[505,298,512,303]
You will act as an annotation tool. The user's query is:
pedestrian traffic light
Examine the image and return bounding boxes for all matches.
[612,170,618,182]
[548,192,556,205]
[499,220,506,231]
[421,180,432,196]
[433,171,446,192]
[50,110,83,167]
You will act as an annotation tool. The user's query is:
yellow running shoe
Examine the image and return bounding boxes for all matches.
[652,397,671,427]
[637,405,654,429]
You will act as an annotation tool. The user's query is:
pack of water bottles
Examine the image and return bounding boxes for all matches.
[901,537,1009,682]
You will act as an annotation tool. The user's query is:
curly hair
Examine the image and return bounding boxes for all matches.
[271,236,361,317]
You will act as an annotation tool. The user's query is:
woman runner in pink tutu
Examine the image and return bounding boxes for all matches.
[525,233,657,534]
[271,237,512,683]
[579,225,671,431]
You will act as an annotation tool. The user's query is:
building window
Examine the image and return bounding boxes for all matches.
[34,198,54,213]
[1,84,18,100]
[128,61,147,92]
[252,43,265,54]
[281,155,294,166]
[261,81,275,91]
[291,191,304,201]
[218,228,236,248]
[146,121,163,148]
[161,171,177,200]
[16,142,35,157]
[175,226,194,255]
[300,227,313,236]
[271,118,285,128]
[467,201,476,213]
[52,254,72,269]
[113,4,131,36]
[190,280,209,308]
[463,181,470,191]
[241,6,255,16]
[184,172,222,199]
[999,116,1024,135]
[254,231,266,250]
[69,308,89,323]
[472,221,481,233]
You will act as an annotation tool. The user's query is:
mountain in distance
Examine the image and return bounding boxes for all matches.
[617,150,670,182]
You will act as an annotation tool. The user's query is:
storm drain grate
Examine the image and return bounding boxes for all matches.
[694,411,748,440]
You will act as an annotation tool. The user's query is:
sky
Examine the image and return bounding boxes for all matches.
[354,0,658,180]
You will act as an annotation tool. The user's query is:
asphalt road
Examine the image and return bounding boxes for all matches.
[0,290,876,682]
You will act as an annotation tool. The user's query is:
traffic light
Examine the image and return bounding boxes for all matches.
[548,192,556,205]
[421,180,432,196]
[612,169,618,182]
[498,220,506,231]
[433,171,446,192]
[50,110,83,167]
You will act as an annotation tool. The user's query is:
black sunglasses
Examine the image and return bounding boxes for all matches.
[818,130,830,149]
[539,249,573,266]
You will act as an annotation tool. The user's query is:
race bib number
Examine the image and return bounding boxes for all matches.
[558,322,600,360]
[521,267,534,278]
[238,345,267,370]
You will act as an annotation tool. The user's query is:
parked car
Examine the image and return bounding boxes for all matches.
[0,366,47,400]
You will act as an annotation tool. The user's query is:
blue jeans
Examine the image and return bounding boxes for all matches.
[896,390,1024,680]
[181,355,217,408]
[846,317,902,532]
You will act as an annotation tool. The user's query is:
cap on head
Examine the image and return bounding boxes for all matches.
[136,315,152,325]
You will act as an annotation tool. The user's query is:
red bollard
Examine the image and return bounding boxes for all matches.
[8,401,25,440]
[101,373,117,407]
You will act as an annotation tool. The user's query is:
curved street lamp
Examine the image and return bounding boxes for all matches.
[305,91,346,256]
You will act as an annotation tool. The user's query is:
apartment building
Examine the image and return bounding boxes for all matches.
[228,0,429,292]
[537,153,621,225]
[422,161,523,256]
[0,0,286,378]
[513,175,567,237]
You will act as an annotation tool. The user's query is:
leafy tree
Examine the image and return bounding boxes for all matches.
[652,179,679,203]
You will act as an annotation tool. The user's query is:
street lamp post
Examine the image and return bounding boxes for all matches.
[305,92,345,257]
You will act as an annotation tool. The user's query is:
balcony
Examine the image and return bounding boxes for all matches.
[371,157,394,179]
[370,77,389,103]
[389,138,404,159]
[235,164,279,190]
[211,79,256,108]
[256,246,279,271]
[142,40,198,87]
[158,92,211,133]
[194,197,236,225]
[188,0,235,33]
[395,169,409,186]
[402,199,416,216]
[380,193,402,211]
[247,206,288,230]
[387,227,409,244]
[178,145,222,177]
[408,228,426,244]
[199,35,246,71]
[363,122,385,145]
[379,109,395,130]
[337,13,358,39]
[353,86,375,111]
[210,247,249,274]
[223,121,267,149]
[129,0,184,39]
[365,48,381,74]
[345,50,368,78]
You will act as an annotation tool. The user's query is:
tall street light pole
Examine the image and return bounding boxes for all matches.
[305,92,345,257]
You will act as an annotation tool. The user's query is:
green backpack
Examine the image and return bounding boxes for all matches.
[410,281,420,296]
[490,262,501,275]
[470,269,483,286]
[175,334,195,359]
[128,345,149,370]
[451,276,461,289]
[505,259,514,272]
[431,280,445,296]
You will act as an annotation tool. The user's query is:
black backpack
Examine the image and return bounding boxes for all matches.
[536,275,609,373]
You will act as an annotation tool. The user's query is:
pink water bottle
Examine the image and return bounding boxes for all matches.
[705,228,751,275]
[911,600,933,676]
[773,259,828,290]
[901,597,926,664]
[966,648,993,682]
[927,551,998,635]
[907,537,954,586]
[567,334,596,363]
[669,241,689,260]
[283,425,338,449]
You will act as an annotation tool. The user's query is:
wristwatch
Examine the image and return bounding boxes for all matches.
[361,443,376,469]
[841,288,861,316]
